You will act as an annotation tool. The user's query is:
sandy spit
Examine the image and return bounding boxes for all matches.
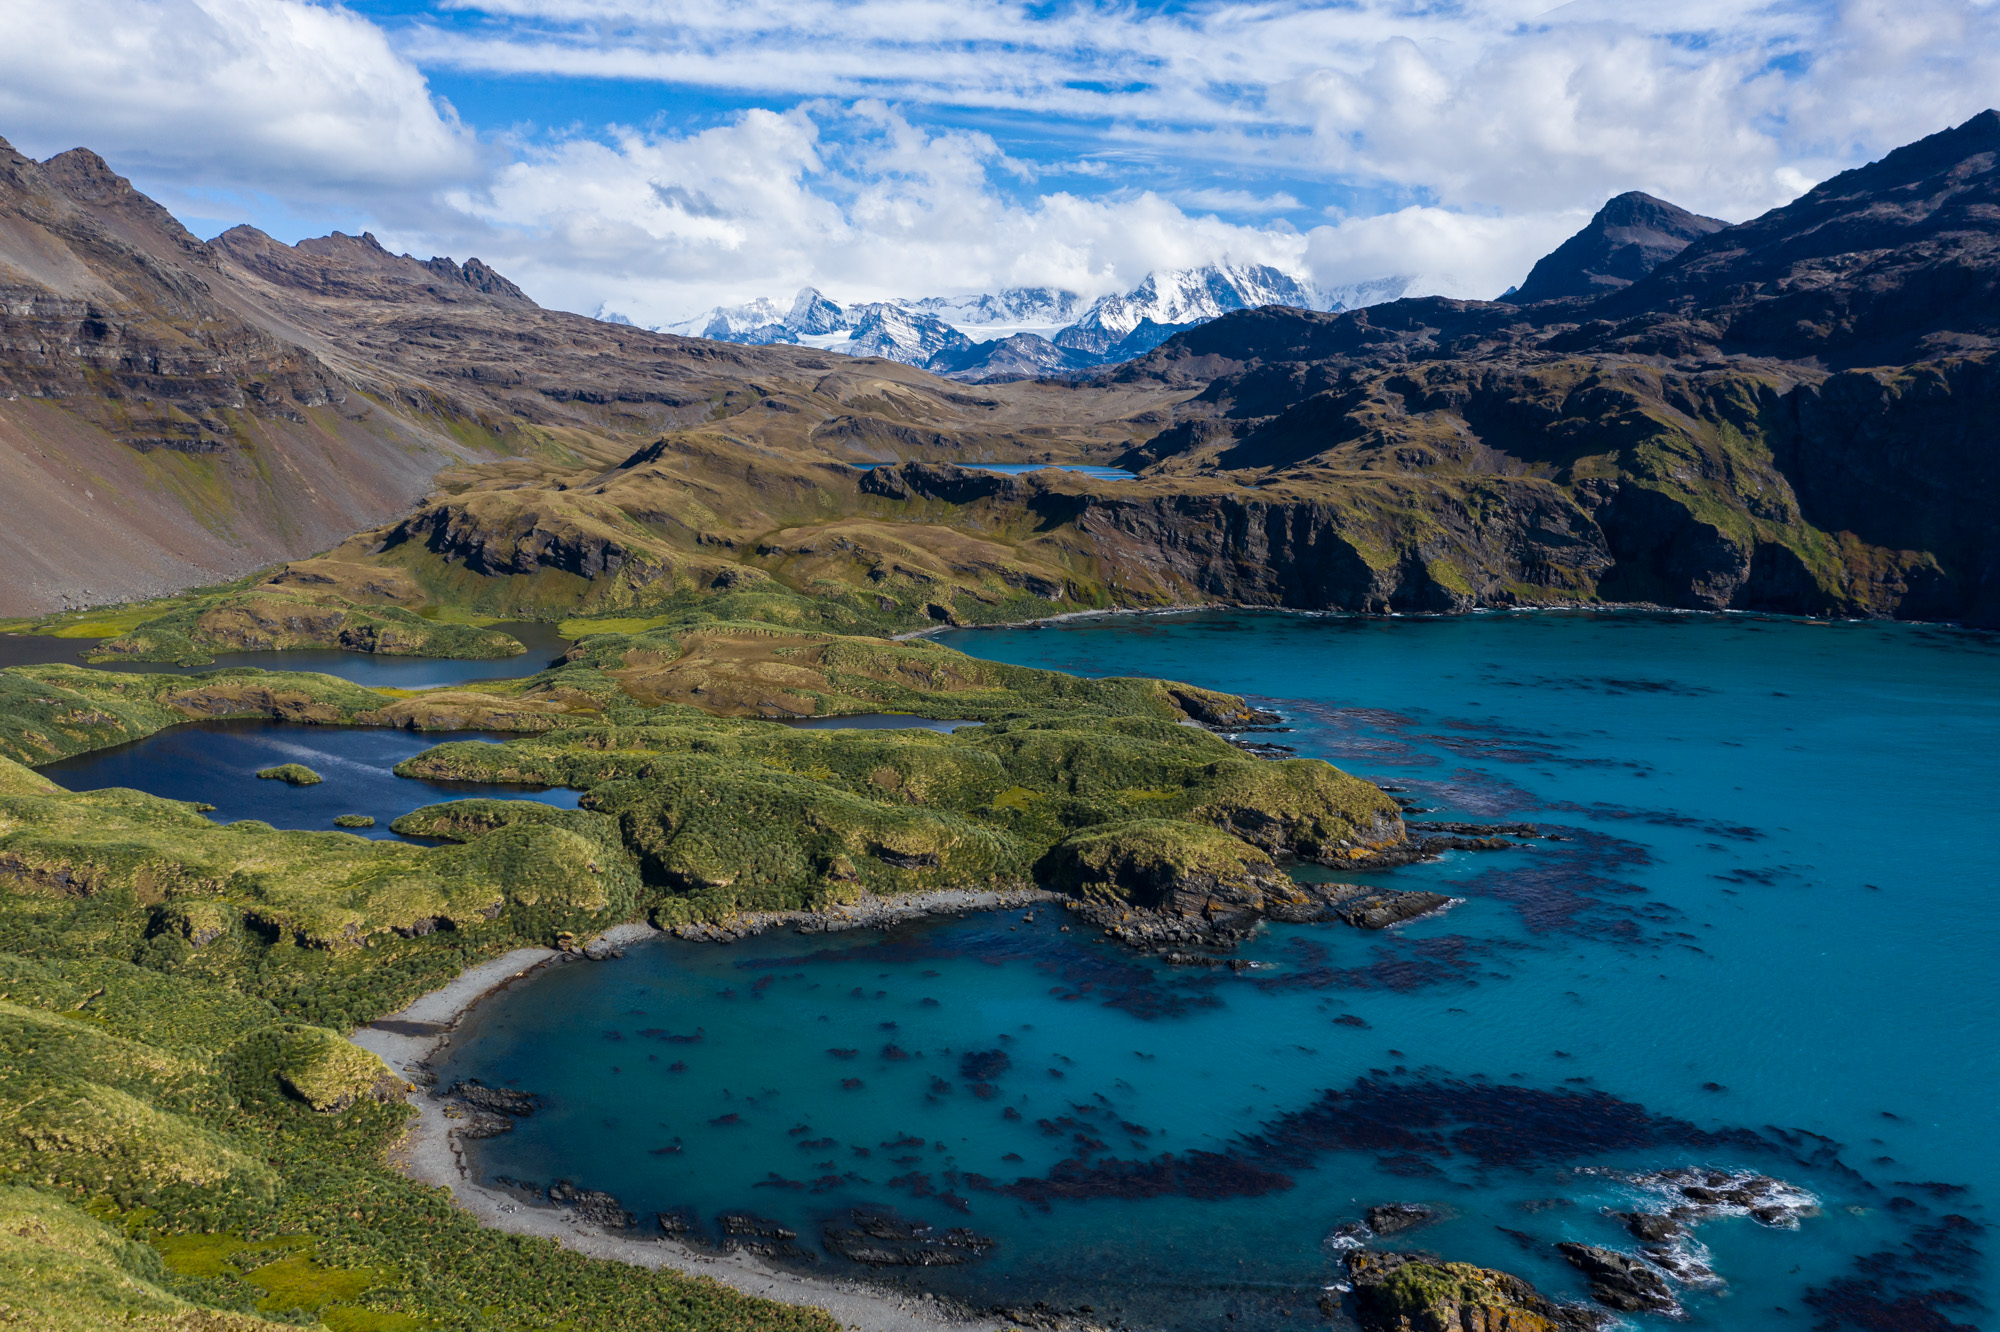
[351,917,1022,1332]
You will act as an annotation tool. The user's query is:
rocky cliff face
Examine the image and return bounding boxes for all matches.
[1102,110,2000,625]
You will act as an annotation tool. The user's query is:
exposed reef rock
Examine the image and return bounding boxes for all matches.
[820,1209,997,1266]
[438,1079,542,1140]
[1555,1243,1678,1314]
[1367,1203,1440,1236]
[715,1211,815,1262]
[1343,1249,1603,1331]
[547,1180,637,1229]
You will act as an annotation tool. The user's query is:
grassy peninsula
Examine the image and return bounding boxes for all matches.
[0,589,1414,1330]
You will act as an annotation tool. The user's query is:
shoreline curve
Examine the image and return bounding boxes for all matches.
[350,909,1046,1332]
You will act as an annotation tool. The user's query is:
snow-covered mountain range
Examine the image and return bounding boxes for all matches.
[622,265,1412,382]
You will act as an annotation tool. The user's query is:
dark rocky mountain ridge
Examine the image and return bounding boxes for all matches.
[1099,110,2000,626]
[1512,191,1729,304]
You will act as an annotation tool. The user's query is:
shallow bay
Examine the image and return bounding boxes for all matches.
[435,611,1999,1328]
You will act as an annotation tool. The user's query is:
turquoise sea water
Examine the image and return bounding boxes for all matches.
[432,611,1997,1329]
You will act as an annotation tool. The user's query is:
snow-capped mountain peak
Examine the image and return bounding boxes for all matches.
[1053,264,1327,355]
[787,286,848,335]
[642,262,1403,380]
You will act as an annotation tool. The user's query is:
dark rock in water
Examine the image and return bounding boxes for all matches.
[1614,1210,1684,1244]
[1365,1202,1437,1235]
[547,1180,636,1229]
[959,1049,1011,1081]
[1327,1220,1371,1246]
[717,1210,814,1261]
[1346,1249,1604,1331]
[1062,853,1453,953]
[1408,821,1544,838]
[443,1080,539,1116]
[988,1300,1115,1331]
[718,1211,796,1241]
[1342,833,1525,870]
[656,1207,698,1238]
[1516,1198,1574,1213]
[1624,1166,1816,1228]
[1334,890,1453,930]
[1556,1243,1678,1313]
[453,1110,514,1139]
[821,1209,996,1266]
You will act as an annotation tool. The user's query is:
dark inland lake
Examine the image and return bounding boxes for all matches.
[402,612,1993,1327]
[0,620,571,688]
[39,721,579,839]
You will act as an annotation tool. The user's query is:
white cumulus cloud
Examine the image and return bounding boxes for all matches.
[0,0,476,194]
[438,106,1309,321]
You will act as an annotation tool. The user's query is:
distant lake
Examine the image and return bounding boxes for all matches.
[850,462,1137,481]
[39,721,577,840]
[0,621,571,688]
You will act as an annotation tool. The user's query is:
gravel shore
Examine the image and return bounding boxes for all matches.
[350,915,1020,1332]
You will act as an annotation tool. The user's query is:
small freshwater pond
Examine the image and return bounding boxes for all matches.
[0,621,571,688]
[38,721,578,840]
[436,610,1999,1331]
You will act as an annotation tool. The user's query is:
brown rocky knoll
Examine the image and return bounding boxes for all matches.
[5,113,2000,629]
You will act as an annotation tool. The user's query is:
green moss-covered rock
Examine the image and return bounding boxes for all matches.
[255,764,322,785]
[586,760,1026,915]
[1345,1249,1601,1332]
[159,899,233,948]
[1048,818,1284,911]
[87,590,526,666]
[1190,757,1405,863]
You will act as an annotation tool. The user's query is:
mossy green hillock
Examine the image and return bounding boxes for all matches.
[255,764,321,785]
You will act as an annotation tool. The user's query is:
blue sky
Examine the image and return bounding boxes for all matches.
[2,0,1996,324]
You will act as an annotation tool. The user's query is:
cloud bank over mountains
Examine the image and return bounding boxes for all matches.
[2,0,1997,327]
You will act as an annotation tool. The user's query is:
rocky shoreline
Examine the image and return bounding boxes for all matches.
[351,923,1037,1332]
[663,887,1064,944]
[343,725,1546,1331]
